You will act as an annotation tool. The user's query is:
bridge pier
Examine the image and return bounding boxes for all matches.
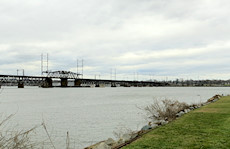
[74,79,81,87]
[61,78,68,87]
[124,83,131,87]
[18,81,24,88]
[42,78,53,88]
[111,83,116,87]
[95,83,100,87]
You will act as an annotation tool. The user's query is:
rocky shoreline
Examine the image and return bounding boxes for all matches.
[85,94,222,149]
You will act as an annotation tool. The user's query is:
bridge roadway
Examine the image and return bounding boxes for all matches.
[0,74,166,88]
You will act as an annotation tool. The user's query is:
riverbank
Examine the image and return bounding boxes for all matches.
[122,95,230,148]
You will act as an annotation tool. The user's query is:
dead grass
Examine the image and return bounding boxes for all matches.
[0,115,73,149]
[0,114,39,149]
[0,88,74,149]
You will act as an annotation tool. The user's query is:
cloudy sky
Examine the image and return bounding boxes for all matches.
[1,0,230,80]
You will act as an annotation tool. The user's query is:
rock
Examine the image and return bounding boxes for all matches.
[212,99,218,102]
[189,106,195,110]
[117,138,125,145]
[141,125,152,131]
[116,132,138,146]
[176,111,185,117]
[120,133,132,142]
[154,120,161,125]
[130,133,138,139]
[160,120,168,125]
[92,142,111,149]
[207,95,221,102]
[184,109,190,113]
[155,120,168,125]
[150,123,158,129]
[105,138,116,146]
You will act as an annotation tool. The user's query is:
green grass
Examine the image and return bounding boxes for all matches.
[123,96,230,149]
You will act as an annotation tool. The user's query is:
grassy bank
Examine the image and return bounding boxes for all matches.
[123,96,230,149]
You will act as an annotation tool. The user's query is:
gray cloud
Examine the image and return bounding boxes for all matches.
[1,0,230,80]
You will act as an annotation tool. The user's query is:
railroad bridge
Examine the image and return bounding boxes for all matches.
[0,71,166,88]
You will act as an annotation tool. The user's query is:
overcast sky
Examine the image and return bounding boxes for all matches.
[1,0,230,80]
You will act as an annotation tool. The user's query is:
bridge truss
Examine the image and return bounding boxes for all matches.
[46,71,82,79]
[0,75,45,86]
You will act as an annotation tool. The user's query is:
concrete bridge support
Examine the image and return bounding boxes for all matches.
[111,83,116,87]
[42,78,53,88]
[74,79,81,87]
[124,83,131,87]
[95,83,100,87]
[61,78,68,87]
[18,81,24,88]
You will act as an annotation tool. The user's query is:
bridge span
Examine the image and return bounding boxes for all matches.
[0,71,166,88]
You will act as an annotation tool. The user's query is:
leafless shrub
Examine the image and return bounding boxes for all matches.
[144,99,189,122]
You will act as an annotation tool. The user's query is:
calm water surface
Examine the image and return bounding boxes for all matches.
[0,87,229,148]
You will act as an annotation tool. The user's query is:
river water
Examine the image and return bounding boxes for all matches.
[0,87,229,148]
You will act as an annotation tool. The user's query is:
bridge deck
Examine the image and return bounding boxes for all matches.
[0,74,165,87]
